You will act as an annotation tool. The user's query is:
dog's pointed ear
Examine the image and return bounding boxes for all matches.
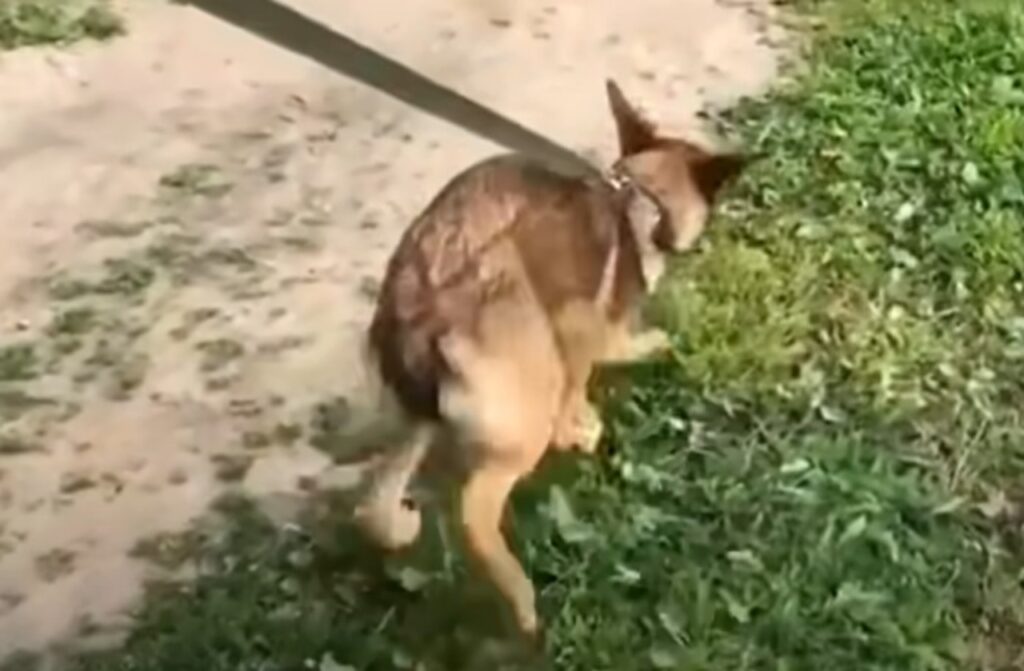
[694,152,748,201]
[607,79,658,156]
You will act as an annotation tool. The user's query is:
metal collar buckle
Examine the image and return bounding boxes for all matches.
[604,166,633,193]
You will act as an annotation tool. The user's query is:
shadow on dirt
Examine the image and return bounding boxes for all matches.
[24,454,584,671]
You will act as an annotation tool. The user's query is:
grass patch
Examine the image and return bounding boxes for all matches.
[0,343,38,381]
[0,0,123,50]
[50,257,156,301]
[0,389,53,422]
[75,219,153,239]
[195,338,245,373]
[130,530,205,572]
[105,352,149,400]
[159,163,234,198]
[69,497,541,671]
[57,1,1024,670]
[143,233,259,285]
[0,430,43,455]
[48,307,96,336]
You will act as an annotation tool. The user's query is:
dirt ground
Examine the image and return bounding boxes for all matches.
[0,0,784,659]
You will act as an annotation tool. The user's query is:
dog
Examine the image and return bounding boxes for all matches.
[352,80,746,636]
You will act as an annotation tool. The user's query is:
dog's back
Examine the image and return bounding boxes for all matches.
[368,154,640,422]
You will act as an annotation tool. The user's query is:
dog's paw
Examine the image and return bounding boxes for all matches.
[508,581,539,640]
[630,329,672,359]
[354,497,422,550]
[553,402,603,454]
[600,328,673,364]
[517,606,540,640]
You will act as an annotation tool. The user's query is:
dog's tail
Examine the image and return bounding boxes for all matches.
[301,331,413,470]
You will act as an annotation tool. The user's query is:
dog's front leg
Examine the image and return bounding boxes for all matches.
[548,306,606,454]
[552,383,603,455]
[600,325,672,364]
[551,334,603,454]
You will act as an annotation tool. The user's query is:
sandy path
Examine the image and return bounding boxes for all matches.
[0,0,784,660]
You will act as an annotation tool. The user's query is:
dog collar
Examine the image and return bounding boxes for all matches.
[604,165,634,192]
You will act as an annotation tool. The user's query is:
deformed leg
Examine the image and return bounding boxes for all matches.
[353,423,436,549]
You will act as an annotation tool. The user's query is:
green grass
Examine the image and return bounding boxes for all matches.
[50,258,156,301]
[45,1,1024,670]
[159,163,234,198]
[0,0,123,50]
[0,343,38,381]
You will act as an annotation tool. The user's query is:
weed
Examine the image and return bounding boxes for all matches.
[272,422,304,446]
[50,257,156,301]
[130,531,204,572]
[210,453,254,483]
[76,219,151,239]
[105,353,149,400]
[0,344,37,381]
[0,432,42,455]
[49,277,94,301]
[94,258,156,295]
[34,548,76,582]
[59,471,96,494]
[145,234,259,285]
[202,246,259,272]
[159,163,233,198]
[48,307,96,336]
[169,307,220,341]
[241,430,272,450]
[279,235,322,253]
[0,0,123,50]
[0,390,53,422]
[0,651,40,671]
[195,338,245,373]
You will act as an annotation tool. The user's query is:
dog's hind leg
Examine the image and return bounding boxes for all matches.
[460,457,538,636]
[439,334,560,636]
[354,422,436,549]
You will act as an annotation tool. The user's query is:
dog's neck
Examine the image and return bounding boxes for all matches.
[603,167,668,291]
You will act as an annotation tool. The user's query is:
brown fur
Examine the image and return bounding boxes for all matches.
[355,80,746,636]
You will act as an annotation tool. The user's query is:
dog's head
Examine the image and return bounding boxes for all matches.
[607,80,746,253]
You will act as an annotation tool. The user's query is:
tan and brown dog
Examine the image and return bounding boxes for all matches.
[354,80,745,636]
